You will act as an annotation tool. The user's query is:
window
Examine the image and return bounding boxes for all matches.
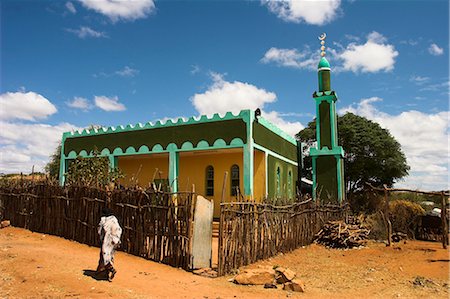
[288,170,292,198]
[276,166,281,197]
[230,164,240,196]
[205,165,214,196]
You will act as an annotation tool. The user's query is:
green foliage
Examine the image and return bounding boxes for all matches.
[389,200,425,236]
[65,152,123,187]
[297,113,410,202]
[45,143,61,179]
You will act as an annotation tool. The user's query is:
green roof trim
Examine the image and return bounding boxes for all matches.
[257,116,296,145]
[62,109,297,157]
[310,146,344,157]
[64,110,250,138]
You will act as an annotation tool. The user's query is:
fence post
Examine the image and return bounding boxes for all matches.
[441,192,448,249]
[384,186,392,246]
[218,171,228,276]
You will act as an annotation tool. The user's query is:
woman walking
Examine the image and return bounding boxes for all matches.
[96,207,122,281]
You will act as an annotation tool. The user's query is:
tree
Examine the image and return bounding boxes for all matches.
[45,143,61,180]
[297,113,410,199]
[65,151,123,187]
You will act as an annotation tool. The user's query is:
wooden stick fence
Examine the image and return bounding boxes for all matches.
[366,183,449,249]
[217,199,348,276]
[0,182,195,270]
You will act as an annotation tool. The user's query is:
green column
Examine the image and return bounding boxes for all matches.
[243,110,254,197]
[168,144,179,193]
[108,155,118,169]
[59,134,67,186]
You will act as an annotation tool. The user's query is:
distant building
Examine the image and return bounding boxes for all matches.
[59,109,303,217]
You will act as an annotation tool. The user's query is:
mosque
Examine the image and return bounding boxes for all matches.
[59,34,345,216]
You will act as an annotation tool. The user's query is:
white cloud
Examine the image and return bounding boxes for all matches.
[410,75,430,85]
[261,47,316,70]
[0,91,57,121]
[428,43,444,56]
[262,31,398,73]
[263,111,304,136]
[66,97,91,110]
[94,96,126,111]
[339,97,449,191]
[93,66,139,78]
[340,31,399,73]
[65,2,76,14]
[262,0,341,25]
[115,66,139,77]
[191,72,303,136]
[191,72,276,116]
[66,26,107,39]
[0,121,78,174]
[79,0,155,22]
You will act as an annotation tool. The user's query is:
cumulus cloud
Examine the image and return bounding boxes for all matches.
[191,72,303,136]
[262,111,304,136]
[192,72,276,115]
[339,31,398,73]
[262,31,398,73]
[0,91,79,173]
[0,122,78,174]
[0,91,57,121]
[66,26,107,39]
[261,47,316,70]
[428,43,444,56]
[262,0,341,25]
[66,97,91,110]
[79,0,155,22]
[65,2,76,14]
[94,96,126,111]
[339,97,449,191]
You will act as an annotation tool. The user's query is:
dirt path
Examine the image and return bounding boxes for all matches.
[0,227,448,298]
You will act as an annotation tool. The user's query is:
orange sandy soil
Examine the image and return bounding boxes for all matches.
[0,227,448,299]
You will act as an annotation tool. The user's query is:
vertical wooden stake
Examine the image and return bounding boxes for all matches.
[218,171,228,276]
[441,192,448,249]
[384,185,392,247]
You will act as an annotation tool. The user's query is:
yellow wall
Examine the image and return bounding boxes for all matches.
[118,154,169,187]
[253,149,266,202]
[178,150,243,218]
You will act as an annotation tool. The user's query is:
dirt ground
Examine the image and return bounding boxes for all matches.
[0,227,448,299]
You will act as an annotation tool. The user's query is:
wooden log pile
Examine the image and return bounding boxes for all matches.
[314,220,370,249]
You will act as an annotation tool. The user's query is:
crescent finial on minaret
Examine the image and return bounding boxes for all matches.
[318,33,326,57]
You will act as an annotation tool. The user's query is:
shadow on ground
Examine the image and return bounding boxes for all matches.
[83,269,109,281]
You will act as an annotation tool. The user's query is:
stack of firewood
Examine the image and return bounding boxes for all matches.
[315,220,370,249]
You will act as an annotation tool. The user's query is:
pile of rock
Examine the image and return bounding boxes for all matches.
[233,266,305,292]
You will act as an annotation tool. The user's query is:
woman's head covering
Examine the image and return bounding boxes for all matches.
[101,207,114,217]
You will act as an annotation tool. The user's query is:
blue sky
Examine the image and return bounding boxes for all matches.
[1,0,448,190]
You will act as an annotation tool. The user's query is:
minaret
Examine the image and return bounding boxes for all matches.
[310,33,345,203]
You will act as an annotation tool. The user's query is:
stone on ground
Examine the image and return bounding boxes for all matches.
[283,279,305,292]
[233,268,276,285]
[275,266,296,283]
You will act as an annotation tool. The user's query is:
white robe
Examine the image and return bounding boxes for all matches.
[98,215,122,267]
